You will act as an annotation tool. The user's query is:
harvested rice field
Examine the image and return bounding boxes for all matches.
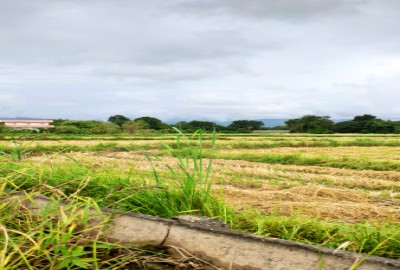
[2,132,400,260]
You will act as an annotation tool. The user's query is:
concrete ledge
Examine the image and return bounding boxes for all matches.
[19,194,400,270]
[106,214,171,245]
[165,223,399,270]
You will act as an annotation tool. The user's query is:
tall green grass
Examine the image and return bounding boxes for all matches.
[0,129,225,218]
[0,179,190,269]
[160,128,216,215]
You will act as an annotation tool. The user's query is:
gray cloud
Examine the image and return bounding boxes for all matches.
[1,0,400,121]
[172,0,365,21]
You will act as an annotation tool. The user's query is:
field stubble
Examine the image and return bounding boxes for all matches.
[26,150,400,225]
[2,133,400,261]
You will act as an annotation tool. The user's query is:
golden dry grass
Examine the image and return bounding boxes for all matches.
[221,185,400,224]
[25,147,400,225]
[218,146,400,163]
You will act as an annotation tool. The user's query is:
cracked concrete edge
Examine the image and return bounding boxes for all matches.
[165,224,400,270]
[16,193,400,270]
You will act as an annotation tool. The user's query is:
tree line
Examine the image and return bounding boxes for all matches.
[1,114,399,134]
[51,116,170,134]
[19,116,269,134]
[285,114,400,134]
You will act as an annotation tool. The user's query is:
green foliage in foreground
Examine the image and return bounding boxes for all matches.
[0,182,215,269]
[1,185,123,269]
[0,130,223,218]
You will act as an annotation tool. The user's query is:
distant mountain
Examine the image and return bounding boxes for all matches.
[164,118,186,124]
[258,119,287,127]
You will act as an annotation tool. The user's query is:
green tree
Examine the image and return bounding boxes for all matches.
[122,120,150,134]
[176,120,219,132]
[58,120,120,134]
[333,120,363,133]
[364,119,396,133]
[54,126,82,134]
[90,122,120,134]
[52,119,68,126]
[227,120,264,131]
[60,120,97,130]
[394,122,400,133]
[285,115,334,133]
[270,125,289,130]
[333,115,396,133]
[353,114,376,122]
[174,120,235,132]
[133,117,167,130]
[175,121,188,130]
[187,120,215,130]
[108,115,131,127]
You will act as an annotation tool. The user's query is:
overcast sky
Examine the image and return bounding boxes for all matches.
[1,0,400,121]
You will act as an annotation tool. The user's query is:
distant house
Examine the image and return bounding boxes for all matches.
[0,119,54,129]
[252,130,291,134]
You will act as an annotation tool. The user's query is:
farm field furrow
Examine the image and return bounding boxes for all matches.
[218,146,400,159]
[21,150,400,224]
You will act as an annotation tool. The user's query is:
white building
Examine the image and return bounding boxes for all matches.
[0,120,54,129]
